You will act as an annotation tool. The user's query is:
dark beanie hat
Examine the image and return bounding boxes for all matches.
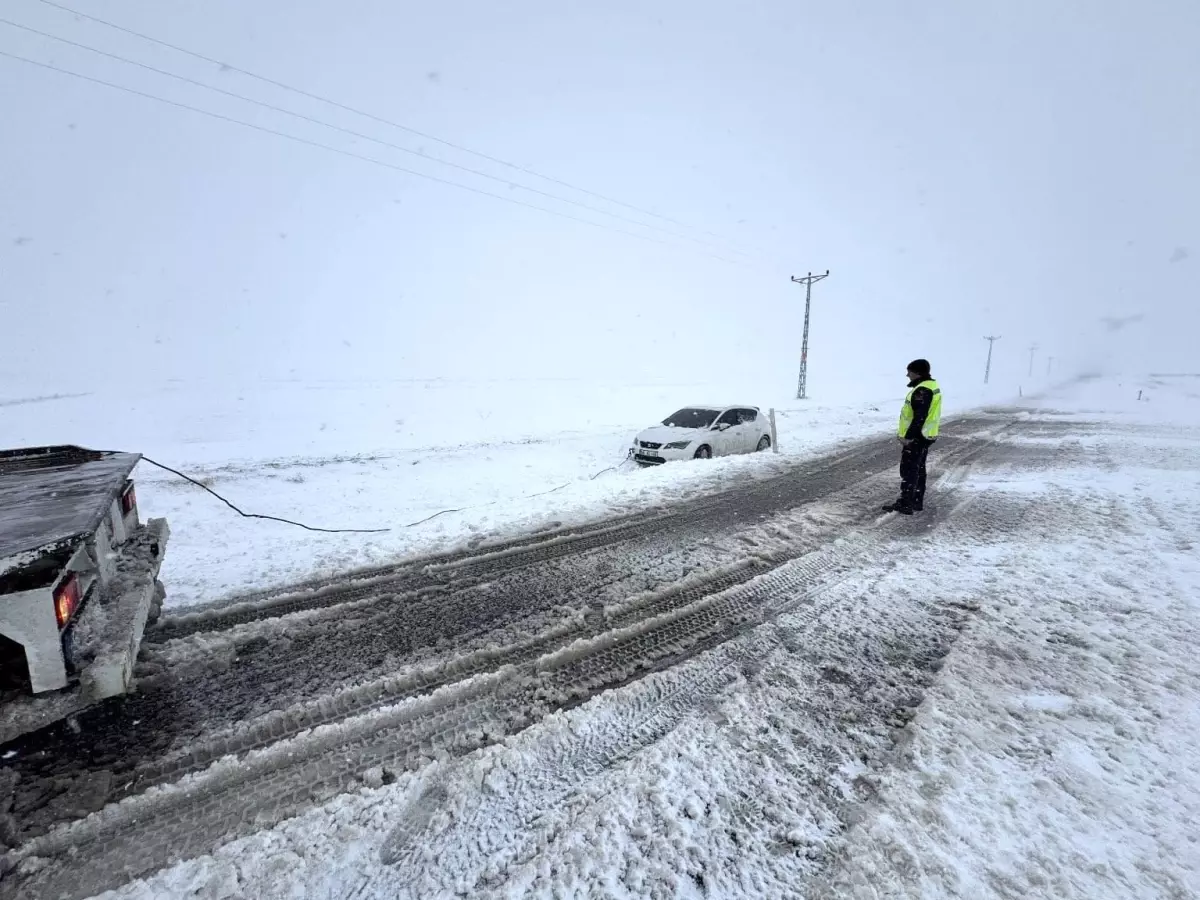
[907,358,932,377]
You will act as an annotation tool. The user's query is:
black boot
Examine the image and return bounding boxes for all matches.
[881,500,914,515]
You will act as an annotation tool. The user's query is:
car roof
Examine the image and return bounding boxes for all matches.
[677,404,759,410]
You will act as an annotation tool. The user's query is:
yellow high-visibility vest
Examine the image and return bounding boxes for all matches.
[898,379,941,439]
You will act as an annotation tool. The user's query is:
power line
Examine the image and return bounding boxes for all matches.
[0,49,750,264]
[35,0,742,246]
[1,17,746,257]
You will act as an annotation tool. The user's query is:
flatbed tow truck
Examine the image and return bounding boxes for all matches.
[0,446,168,745]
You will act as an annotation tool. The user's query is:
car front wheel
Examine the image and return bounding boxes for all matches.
[694,445,712,460]
[756,435,771,452]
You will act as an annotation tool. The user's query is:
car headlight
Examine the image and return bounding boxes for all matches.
[664,440,691,450]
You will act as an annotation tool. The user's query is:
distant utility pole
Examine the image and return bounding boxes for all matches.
[789,270,830,400]
[1028,344,1038,377]
[983,335,1001,384]
[1046,356,1054,376]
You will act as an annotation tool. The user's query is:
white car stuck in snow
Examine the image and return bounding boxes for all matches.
[632,406,771,466]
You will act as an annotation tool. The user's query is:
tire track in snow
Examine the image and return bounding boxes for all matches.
[144,516,678,642]
[5,428,1004,837]
[362,501,1005,896]
[6,531,738,833]
[3,514,900,899]
[115,559,774,804]
[113,460,958,813]
[365,462,1074,898]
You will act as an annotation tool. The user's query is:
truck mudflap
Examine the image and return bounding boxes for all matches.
[0,519,169,745]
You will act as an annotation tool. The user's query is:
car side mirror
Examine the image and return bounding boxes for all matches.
[716,422,732,432]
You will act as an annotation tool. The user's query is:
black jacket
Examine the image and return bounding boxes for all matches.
[905,379,935,442]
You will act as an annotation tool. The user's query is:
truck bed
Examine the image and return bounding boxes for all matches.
[0,447,140,576]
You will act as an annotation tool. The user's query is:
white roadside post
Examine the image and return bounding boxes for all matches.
[769,408,780,453]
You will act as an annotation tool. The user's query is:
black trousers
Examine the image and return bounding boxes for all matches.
[900,439,933,509]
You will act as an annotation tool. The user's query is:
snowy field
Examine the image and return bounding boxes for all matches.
[3,373,1011,609]
[17,373,1189,900]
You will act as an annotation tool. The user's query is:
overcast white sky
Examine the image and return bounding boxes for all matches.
[2,0,1197,394]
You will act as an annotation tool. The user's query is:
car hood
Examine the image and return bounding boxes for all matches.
[636,424,708,444]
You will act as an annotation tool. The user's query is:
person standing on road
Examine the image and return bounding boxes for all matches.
[883,359,941,515]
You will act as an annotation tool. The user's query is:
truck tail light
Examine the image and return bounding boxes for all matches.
[120,482,137,517]
[54,575,82,629]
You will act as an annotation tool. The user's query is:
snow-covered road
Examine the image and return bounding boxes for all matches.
[3,378,1199,900]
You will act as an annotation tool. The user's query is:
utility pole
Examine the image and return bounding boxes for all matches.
[1046,356,1054,376]
[789,270,830,400]
[1028,344,1038,377]
[983,335,1001,384]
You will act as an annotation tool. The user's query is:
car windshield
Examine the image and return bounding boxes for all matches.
[662,408,719,429]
